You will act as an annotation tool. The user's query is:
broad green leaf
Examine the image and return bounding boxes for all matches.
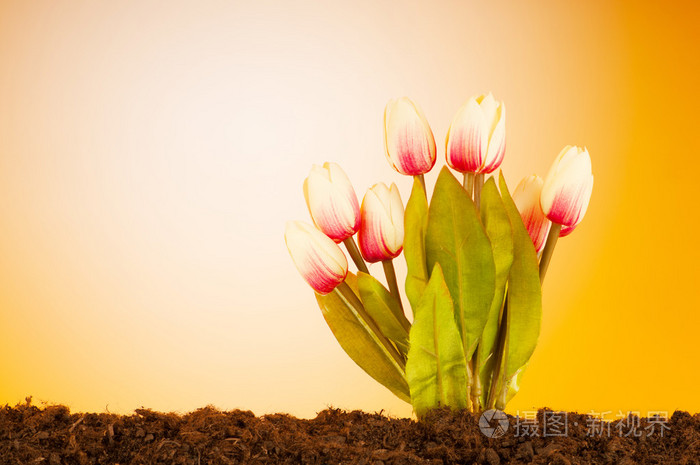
[358,272,410,357]
[425,167,496,359]
[498,172,542,402]
[476,177,514,405]
[405,264,468,418]
[316,273,410,403]
[404,176,430,312]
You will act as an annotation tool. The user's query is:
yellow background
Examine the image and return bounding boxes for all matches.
[1,1,698,418]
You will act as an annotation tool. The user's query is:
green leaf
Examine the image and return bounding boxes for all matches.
[404,176,430,312]
[405,264,468,418]
[502,362,529,408]
[316,273,410,403]
[498,172,542,403]
[358,272,410,357]
[425,167,496,359]
[476,177,514,404]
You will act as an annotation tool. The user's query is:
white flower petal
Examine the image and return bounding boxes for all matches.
[482,102,506,173]
[513,175,551,252]
[446,97,487,172]
[285,221,348,294]
[304,162,360,242]
[358,183,405,262]
[541,146,594,226]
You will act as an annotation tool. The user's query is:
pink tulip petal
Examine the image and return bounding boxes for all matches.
[304,246,348,294]
[546,180,590,226]
[513,175,549,252]
[447,97,502,173]
[521,206,551,253]
[559,224,576,237]
[285,221,348,294]
[447,123,484,172]
[304,163,361,242]
[541,147,593,227]
[358,183,404,263]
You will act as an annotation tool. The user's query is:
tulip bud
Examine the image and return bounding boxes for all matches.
[285,221,348,295]
[540,146,594,227]
[303,162,361,243]
[446,92,506,174]
[512,175,551,253]
[358,183,404,263]
[384,97,437,176]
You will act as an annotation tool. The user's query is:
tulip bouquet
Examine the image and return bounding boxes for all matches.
[285,94,593,418]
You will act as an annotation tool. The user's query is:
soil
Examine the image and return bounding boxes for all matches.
[1,398,698,464]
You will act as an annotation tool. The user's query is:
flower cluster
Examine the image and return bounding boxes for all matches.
[285,161,405,295]
[284,94,594,417]
[287,95,593,293]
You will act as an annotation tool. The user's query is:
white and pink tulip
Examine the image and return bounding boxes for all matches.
[285,221,348,295]
[303,162,361,243]
[384,97,437,176]
[513,175,551,253]
[358,183,404,263]
[445,93,506,174]
[541,146,594,227]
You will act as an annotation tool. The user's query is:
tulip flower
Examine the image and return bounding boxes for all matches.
[303,162,361,243]
[538,146,594,284]
[358,183,404,263]
[445,93,506,175]
[303,162,369,273]
[285,221,348,295]
[540,146,594,227]
[384,97,436,176]
[512,175,551,253]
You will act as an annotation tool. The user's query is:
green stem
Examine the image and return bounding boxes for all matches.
[487,297,509,409]
[539,223,562,285]
[416,174,426,197]
[343,237,369,274]
[463,172,475,199]
[382,259,405,314]
[465,361,473,412]
[335,282,405,370]
[474,173,485,210]
[495,332,510,411]
[471,356,482,412]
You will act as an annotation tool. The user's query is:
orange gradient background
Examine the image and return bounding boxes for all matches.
[1,1,698,418]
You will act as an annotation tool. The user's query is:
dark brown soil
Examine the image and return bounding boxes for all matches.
[1,398,698,464]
